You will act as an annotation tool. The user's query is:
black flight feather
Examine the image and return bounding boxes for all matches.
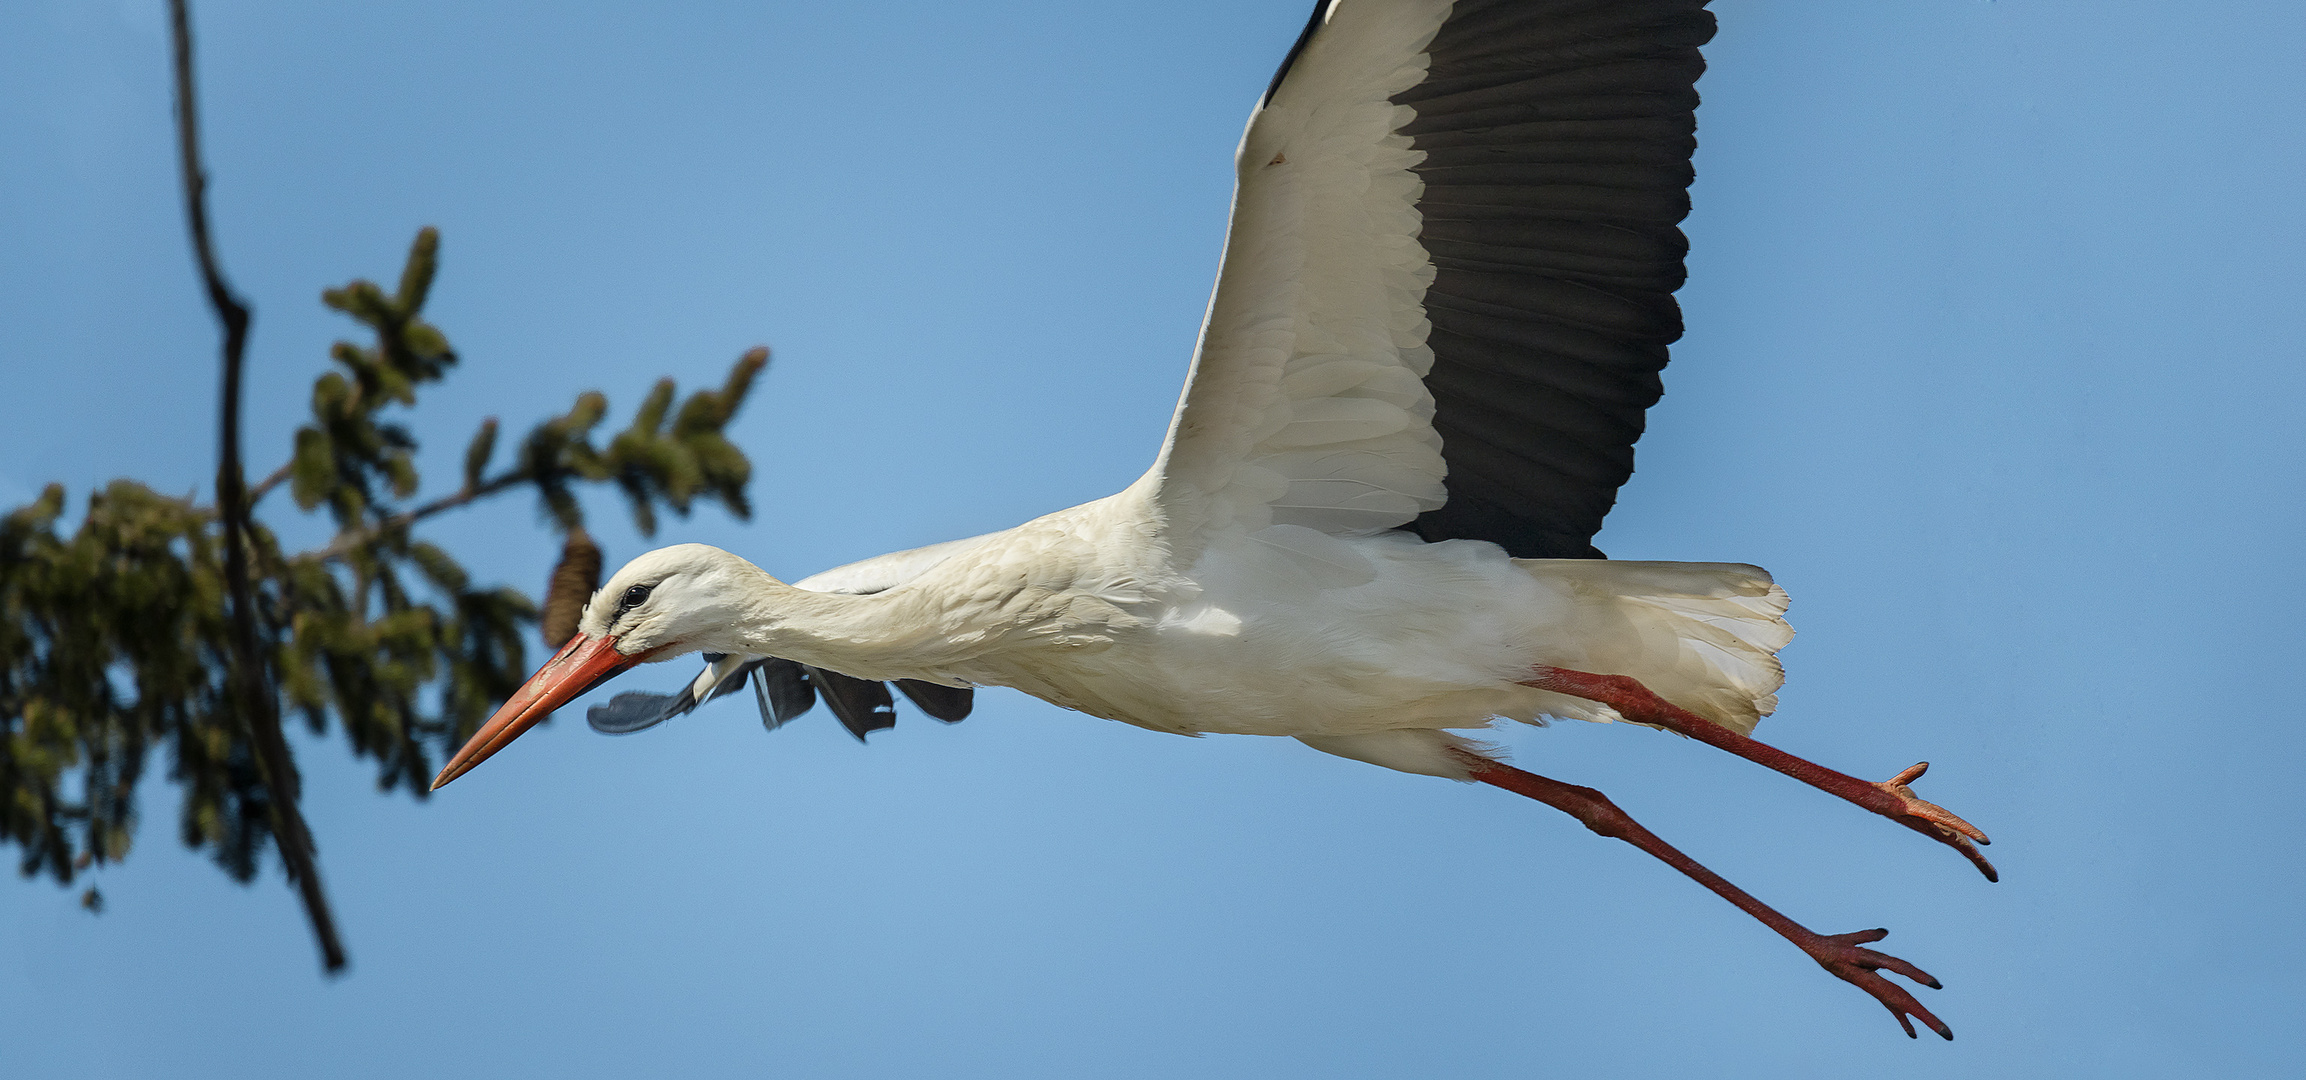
[754,657,817,731]
[807,667,897,742]
[894,680,973,723]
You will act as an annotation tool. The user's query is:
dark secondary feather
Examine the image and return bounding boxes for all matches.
[587,654,975,741]
[586,652,751,734]
[754,658,815,729]
[1270,0,1713,558]
[895,680,973,723]
[808,667,896,742]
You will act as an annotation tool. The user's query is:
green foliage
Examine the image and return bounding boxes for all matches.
[0,481,238,882]
[0,228,766,888]
[511,351,763,538]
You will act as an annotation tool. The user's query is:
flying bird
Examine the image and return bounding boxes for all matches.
[435,0,1991,1040]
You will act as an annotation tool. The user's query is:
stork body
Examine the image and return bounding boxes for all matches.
[602,496,1786,781]
[433,0,1992,1041]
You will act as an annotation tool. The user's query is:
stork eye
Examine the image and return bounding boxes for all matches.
[620,584,653,611]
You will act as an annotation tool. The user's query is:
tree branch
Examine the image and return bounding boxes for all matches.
[247,460,293,507]
[313,468,534,564]
[171,0,347,975]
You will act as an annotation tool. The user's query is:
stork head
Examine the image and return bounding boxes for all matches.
[578,543,770,657]
[430,543,777,790]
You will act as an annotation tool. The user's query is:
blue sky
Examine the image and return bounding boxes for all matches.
[4,1,2303,1076]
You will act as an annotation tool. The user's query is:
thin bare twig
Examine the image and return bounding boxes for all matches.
[313,469,532,564]
[246,460,293,506]
[170,0,347,975]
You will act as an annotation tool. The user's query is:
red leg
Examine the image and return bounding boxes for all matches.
[1459,752,1953,1040]
[1521,667,1997,882]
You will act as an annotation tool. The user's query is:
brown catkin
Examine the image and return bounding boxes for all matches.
[541,527,602,648]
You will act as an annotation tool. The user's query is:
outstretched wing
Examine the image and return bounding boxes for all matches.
[585,538,989,740]
[1149,0,1712,559]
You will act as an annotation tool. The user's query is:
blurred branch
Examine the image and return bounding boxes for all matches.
[313,470,528,563]
[247,461,293,507]
[306,344,768,564]
[169,0,347,975]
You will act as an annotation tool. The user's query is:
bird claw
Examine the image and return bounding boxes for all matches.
[1802,927,1952,1040]
[1874,762,1999,882]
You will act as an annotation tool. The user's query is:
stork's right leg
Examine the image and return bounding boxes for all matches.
[1519,667,1997,882]
[1454,750,1954,1040]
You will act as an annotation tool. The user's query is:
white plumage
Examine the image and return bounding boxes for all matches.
[573,515,1787,780]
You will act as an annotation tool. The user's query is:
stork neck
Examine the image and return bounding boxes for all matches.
[735,577,954,679]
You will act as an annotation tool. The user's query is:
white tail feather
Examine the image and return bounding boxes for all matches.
[1520,560,1792,736]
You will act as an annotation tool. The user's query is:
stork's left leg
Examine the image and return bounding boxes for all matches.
[1520,667,1997,881]
[1456,751,1953,1039]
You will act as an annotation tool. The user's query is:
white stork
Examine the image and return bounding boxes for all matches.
[434,0,1990,1039]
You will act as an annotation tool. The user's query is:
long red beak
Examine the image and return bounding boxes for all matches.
[430,634,648,791]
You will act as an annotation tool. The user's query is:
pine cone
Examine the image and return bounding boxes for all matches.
[541,527,602,648]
